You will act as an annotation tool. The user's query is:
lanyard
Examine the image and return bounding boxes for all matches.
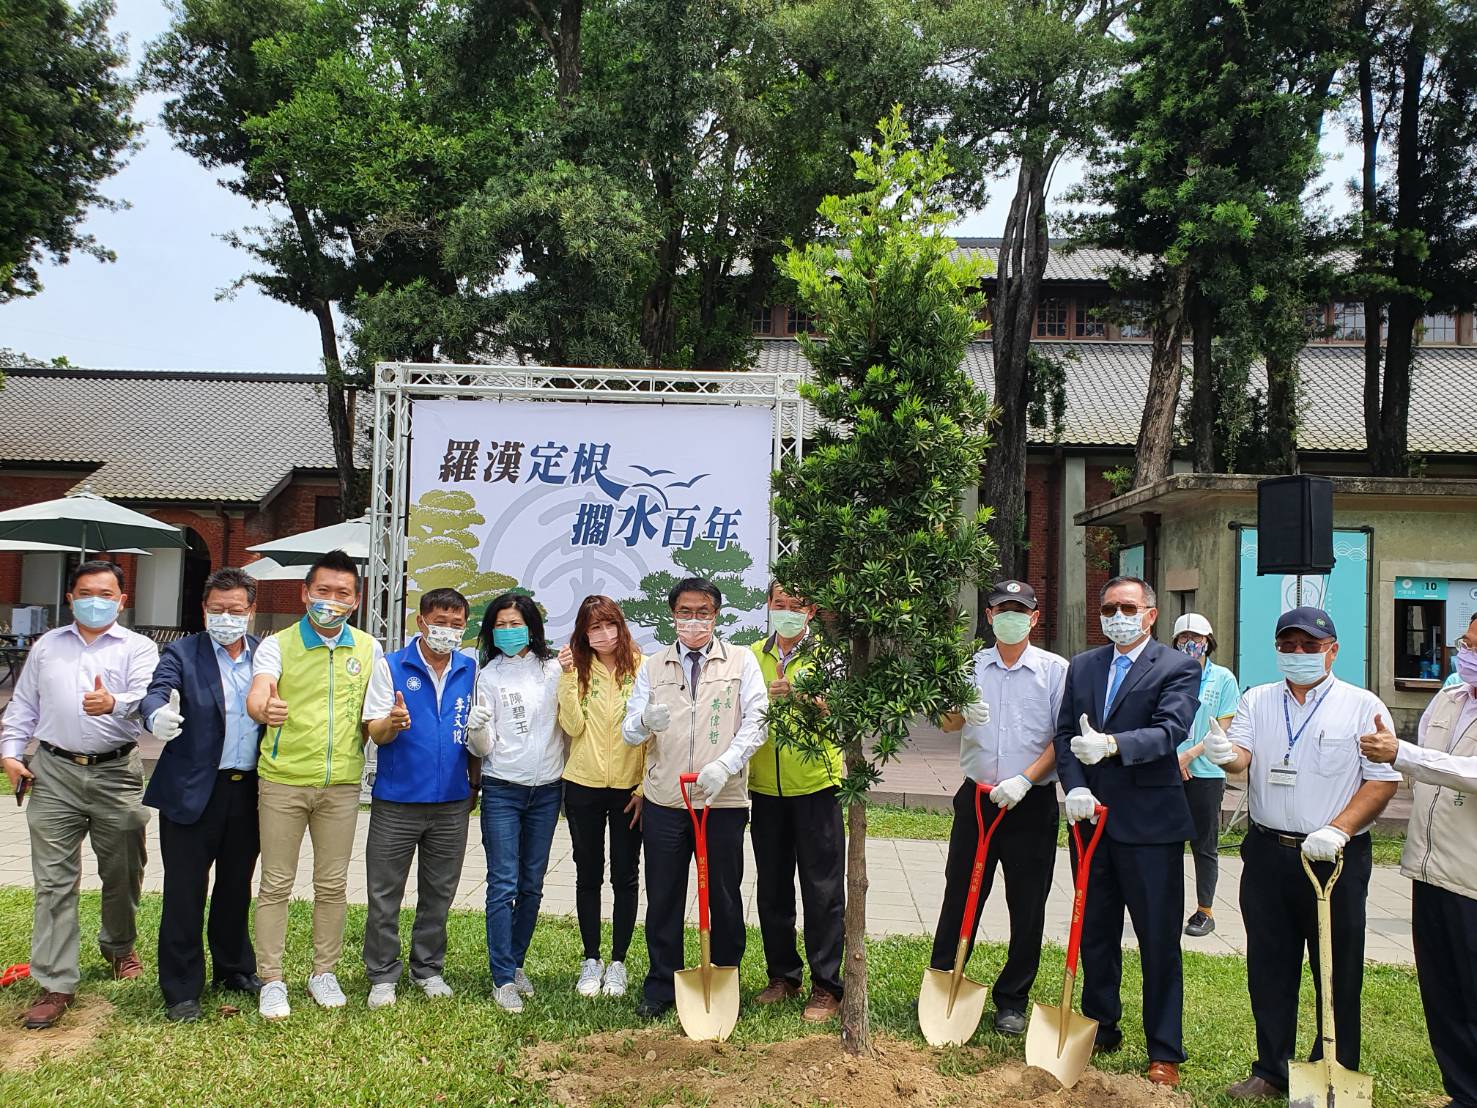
[1280,686,1328,764]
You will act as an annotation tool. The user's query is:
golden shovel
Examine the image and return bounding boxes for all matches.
[1289,852,1373,1108]
[1025,802,1108,1089]
[919,782,1007,1046]
[673,772,739,1042]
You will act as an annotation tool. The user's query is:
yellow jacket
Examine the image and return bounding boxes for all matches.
[559,654,646,792]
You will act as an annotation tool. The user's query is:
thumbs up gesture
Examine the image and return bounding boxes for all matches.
[83,675,116,716]
[1070,713,1112,765]
[153,688,186,742]
[264,679,290,727]
[557,644,574,673]
[1203,717,1236,765]
[390,690,412,732]
[1359,712,1399,764]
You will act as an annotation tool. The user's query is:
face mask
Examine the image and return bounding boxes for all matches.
[1178,639,1208,660]
[1454,646,1477,687]
[422,624,463,655]
[674,617,715,648]
[73,596,119,629]
[769,610,808,639]
[991,611,1032,645]
[206,612,249,647]
[1100,612,1144,646]
[587,627,620,653]
[307,597,353,630]
[493,626,530,655]
[1276,649,1331,686]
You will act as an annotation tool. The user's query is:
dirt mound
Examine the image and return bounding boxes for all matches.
[526,1029,1188,1108]
[0,995,113,1071]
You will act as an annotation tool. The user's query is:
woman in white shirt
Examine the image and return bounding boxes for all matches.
[466,593,566,1013]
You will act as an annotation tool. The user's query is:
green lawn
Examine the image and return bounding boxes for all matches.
[0,888,1442,1107]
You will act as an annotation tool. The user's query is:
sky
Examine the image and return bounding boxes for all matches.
[0,0,1362,374]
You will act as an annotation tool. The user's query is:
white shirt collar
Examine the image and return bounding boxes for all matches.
[983,644,1039,672]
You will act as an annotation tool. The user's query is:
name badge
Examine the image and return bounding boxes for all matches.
[1269,763,1298,788]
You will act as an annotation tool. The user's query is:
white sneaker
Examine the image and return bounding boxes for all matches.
[307,972,347,1009]
[513,967,535,997]
[577,958,604,998]
[413,975,454,999]
[602,961,628,997]
[495,981,524,1013]
[367,983,396,1009]
[259,980,290,1021]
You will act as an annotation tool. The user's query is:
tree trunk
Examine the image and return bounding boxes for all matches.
[1264,348,1299,474]
[1356,0,1385,472]
[840,746,871,1056]
[1188,294,1216,472]
[557,0,582,104]
[311,301,360,518]
[640,170,682,366]
[1132,267,1188,488]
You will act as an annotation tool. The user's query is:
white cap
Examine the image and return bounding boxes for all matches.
[1173,613,1213,638]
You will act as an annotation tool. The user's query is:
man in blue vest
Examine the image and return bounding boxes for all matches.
[360,588,481,1007]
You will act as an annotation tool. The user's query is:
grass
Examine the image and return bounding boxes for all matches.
[0,888,1442,1107]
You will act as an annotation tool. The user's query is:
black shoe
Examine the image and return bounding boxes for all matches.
[214,972,265,994]
[1185,910,1216,937]
[993,1008,1026,1035]
[1093,1026,1123,1054]
[635,998,672,1021]
[165,999,202,1023]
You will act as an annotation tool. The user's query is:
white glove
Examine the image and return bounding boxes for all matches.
[1301,825,1349,861]
[991,774,1032,809]
[963,699,991,727]
[1070,713,1112,765]
[642,701,671,733]
[466,703,493,732]
[690,762,731,808]
[1065,786,1100,824]
[1203,718,1236,766]
[152,689,184,743]
[465,702,494,757]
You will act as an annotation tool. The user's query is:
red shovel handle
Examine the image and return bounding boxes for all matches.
[1065,807,1109,975]
[957,782,1008,942]
[679,773,711,933]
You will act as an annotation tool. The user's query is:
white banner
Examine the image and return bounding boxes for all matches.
[405,399,775,650]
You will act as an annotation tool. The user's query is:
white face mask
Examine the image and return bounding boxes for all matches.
[1100,611,1145,646]
[205,612,249,647]
[422,624,463,655]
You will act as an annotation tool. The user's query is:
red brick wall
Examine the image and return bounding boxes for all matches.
[0,473,94,605]
[1023,464,1054,646]
[1084,466,1118,647]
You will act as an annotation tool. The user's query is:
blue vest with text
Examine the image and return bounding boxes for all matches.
[375,643,475,804]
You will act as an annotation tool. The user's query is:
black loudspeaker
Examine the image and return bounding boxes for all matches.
[1257,475,1335,576]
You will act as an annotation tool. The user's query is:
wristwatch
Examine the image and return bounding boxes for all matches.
[1106,735,1119,758]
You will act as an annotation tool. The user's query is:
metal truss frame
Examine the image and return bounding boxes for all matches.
[365,361,807,646]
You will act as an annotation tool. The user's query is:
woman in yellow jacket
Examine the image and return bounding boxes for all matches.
[557,594,645,999]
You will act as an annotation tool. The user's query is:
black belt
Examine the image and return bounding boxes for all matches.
[219,768,257,782]
[40,741,137,767]
[1252,823,1308,848]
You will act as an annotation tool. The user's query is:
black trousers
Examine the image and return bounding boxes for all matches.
[1412,880,1477,1108]
[157,771,260,1006]
[563,780,642,963]
[929,780,1058,1012]
[1183,776,1225,911]
[751,787,845,998]
[641,800,747,1007]
[1240,827,1371,1090]
[1074,834,1186,1063]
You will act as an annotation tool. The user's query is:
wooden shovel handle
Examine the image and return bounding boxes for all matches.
[1065,807,1109,975]
[957,782,1008,942]
[680,773,711,933]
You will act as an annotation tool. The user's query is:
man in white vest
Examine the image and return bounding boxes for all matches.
[1361,611,1477,1108]
[622,576,768,1020]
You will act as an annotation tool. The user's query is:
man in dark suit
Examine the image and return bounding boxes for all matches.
[141,567,265,1022]
[1054,575,1200,1088]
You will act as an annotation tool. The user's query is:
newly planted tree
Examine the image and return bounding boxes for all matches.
[768,107,996,1055]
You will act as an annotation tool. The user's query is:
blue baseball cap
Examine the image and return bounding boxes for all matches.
[1275,606,1337,639]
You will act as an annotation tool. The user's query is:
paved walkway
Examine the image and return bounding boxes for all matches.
[0,801,1417,965]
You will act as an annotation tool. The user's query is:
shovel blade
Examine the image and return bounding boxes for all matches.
[917,968,989,1047]
[1025,1001,1098,1090]
[674,965,739,1042]
[1288,1059,1374,1108]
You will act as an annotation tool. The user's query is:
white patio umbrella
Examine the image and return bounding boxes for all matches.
[246,513,370,567]
[0,539,152,556]
[241,557,309,581]
[0,489,186,554]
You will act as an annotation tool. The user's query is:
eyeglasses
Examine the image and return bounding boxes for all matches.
[1456,636,1475,651]
[674,608,715,620]
[1275,639,1334,654]
[1100,603,1143,617]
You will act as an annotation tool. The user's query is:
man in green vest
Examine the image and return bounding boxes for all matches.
[749,581,845,1022]
[246,549,381,1021]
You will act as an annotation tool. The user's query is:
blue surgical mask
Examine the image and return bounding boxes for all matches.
[1276,650,1330,686]
[72,596,119,629]
[306,598,353,630]
[493,626,530,655]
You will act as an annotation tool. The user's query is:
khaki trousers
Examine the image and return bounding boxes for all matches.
[254,779,359,979]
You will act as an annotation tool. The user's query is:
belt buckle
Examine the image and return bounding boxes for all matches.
[229,772,245,782]
[69,752,90,767]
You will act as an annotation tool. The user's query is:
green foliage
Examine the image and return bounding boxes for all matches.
[619,539,767,646]
[0,0,138,302]
[1102,466,1134,497]
[769,107,996,807]
[405,489,517,643]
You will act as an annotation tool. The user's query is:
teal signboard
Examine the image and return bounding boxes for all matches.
[1120,543,1145,581]
[1394,576,1447,601]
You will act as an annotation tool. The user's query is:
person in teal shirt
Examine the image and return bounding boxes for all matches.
[1172,614,1241,938]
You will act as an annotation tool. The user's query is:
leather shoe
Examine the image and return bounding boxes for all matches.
[1092,1026,1123,1053]
[635,998,672,1021]
[993,1008,1026,1035]
[166,999,202,1023]
[754,979,801,1005]
[22,991,75,1030]
[1147,1062,1180,1087]
[214,972,265,994]
[1226,1074,1284,1099]
[104,949,144,980]
[801,989,841,1022]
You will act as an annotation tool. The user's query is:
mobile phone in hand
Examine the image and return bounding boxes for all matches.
[14,776,30,806]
